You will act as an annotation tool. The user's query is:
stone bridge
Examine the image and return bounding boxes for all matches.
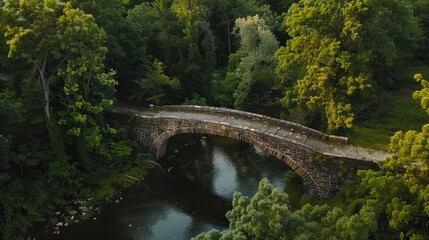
[112,104,391,198]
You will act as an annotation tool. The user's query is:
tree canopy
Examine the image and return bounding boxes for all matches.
[275,0,420,131]
[1,0,429,239]
[194,73,429,239]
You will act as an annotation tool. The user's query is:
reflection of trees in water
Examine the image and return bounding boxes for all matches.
[209,136,291,197]
[127,204,192,240]
[158,135,231,221]
[115,167,231,240]
[165,134,292,198]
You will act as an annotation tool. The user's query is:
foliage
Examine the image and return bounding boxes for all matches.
[342,124,429,238]
[414,73,429,113]
[173,0,216,100]
[228,15,279,109]
[211,71,240,107]
[73,0,128,69]
[193,178,378,240]
[0,90,24,126]
[184,93,208,106]
[349,88,429,150]
[94,165,149,201]
[1,0,429,239]
[55,4,119,161]
[0,1,149,239]
[195,74,429,240]
[275,0,420,132]
[413,0,429,64]
[130,60,180,104]
[200,0,271,63]
[283,170,305,210]
[2,0,65,119]
[331,74,429,238]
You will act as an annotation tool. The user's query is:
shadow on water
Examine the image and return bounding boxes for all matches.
[34,134,293,240]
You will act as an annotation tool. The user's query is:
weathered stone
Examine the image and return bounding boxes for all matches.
[112,104,391,198]
[329,135,348,144]
[79,206,89,212]
[68,210,77,215]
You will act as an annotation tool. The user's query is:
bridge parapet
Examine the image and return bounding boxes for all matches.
[160,105,328,139]
[112,105,390,198]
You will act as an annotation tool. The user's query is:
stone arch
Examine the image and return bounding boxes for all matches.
[151,127,322,195]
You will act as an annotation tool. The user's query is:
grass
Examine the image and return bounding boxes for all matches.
[348,66,429,151]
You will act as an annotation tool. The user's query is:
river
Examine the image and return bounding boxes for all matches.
[38,134,293,240]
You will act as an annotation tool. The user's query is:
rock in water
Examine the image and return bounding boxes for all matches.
[68,210,77,215]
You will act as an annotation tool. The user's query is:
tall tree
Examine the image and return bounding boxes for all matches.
[231,15,279,109]
[193,178,378,240]
[2,0,71,166]
[2,0,118,167]
[173,0,216,100]
[200,0,271,64]
[55,4,118,166]
[2,0,64,120]
[338,74,429,239]
[73,0,127,69]
[413,0,429,63]
[275,0,420,132]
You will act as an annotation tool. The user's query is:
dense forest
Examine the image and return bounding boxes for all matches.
[0,0,428,239]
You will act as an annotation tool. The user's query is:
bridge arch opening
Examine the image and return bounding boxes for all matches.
[151,127,322,196]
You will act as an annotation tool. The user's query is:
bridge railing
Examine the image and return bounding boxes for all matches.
[160,105,329,139]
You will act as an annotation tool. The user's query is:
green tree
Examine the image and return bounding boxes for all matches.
[211,71,240,107]
[413,0,429,63]
[0,90,25,172]
[151,0,184,72]
[2,0,71,165]
[2,0,120,167]
[2,0,64,120]
[73,0,128,69]
[131,0,214,100]
[193,178,312,240]
[173,0,216,100]
[73,0,153,98]
[275,0,420,131]
[193,178,378,240]
[195,73,429,238]
[330,74,429,239]
[200,0,271,59]
[231,15,279,109]
[129,60,180,104]
[54,4,119,167]
[0,2,149,239]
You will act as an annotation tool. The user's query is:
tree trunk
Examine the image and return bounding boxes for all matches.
[36,58,50,119]
[227,21,232,55]
[220,5,232,55]
[36,58,68,163]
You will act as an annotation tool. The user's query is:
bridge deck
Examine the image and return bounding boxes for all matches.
[114,105,391,162]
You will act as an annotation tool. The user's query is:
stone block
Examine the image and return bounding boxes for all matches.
[328,135,348,144]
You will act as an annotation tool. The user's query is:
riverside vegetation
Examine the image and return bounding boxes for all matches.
[0,0,428,239]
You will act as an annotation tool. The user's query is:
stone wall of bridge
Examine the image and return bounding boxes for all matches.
[161,105,328,138]
[133,115,377,198]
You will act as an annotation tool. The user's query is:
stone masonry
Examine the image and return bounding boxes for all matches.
[112,104,391,198]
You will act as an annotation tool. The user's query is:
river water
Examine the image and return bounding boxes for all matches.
[42,135,292,240]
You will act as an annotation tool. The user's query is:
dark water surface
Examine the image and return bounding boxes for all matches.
[40,135,291,240]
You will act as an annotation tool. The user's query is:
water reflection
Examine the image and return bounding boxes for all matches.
[166,135,288,198]
[212,146,238,198]
[36,135,291,240]
[130,204,196,240]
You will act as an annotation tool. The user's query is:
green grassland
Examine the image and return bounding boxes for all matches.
[348,66,429,150]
